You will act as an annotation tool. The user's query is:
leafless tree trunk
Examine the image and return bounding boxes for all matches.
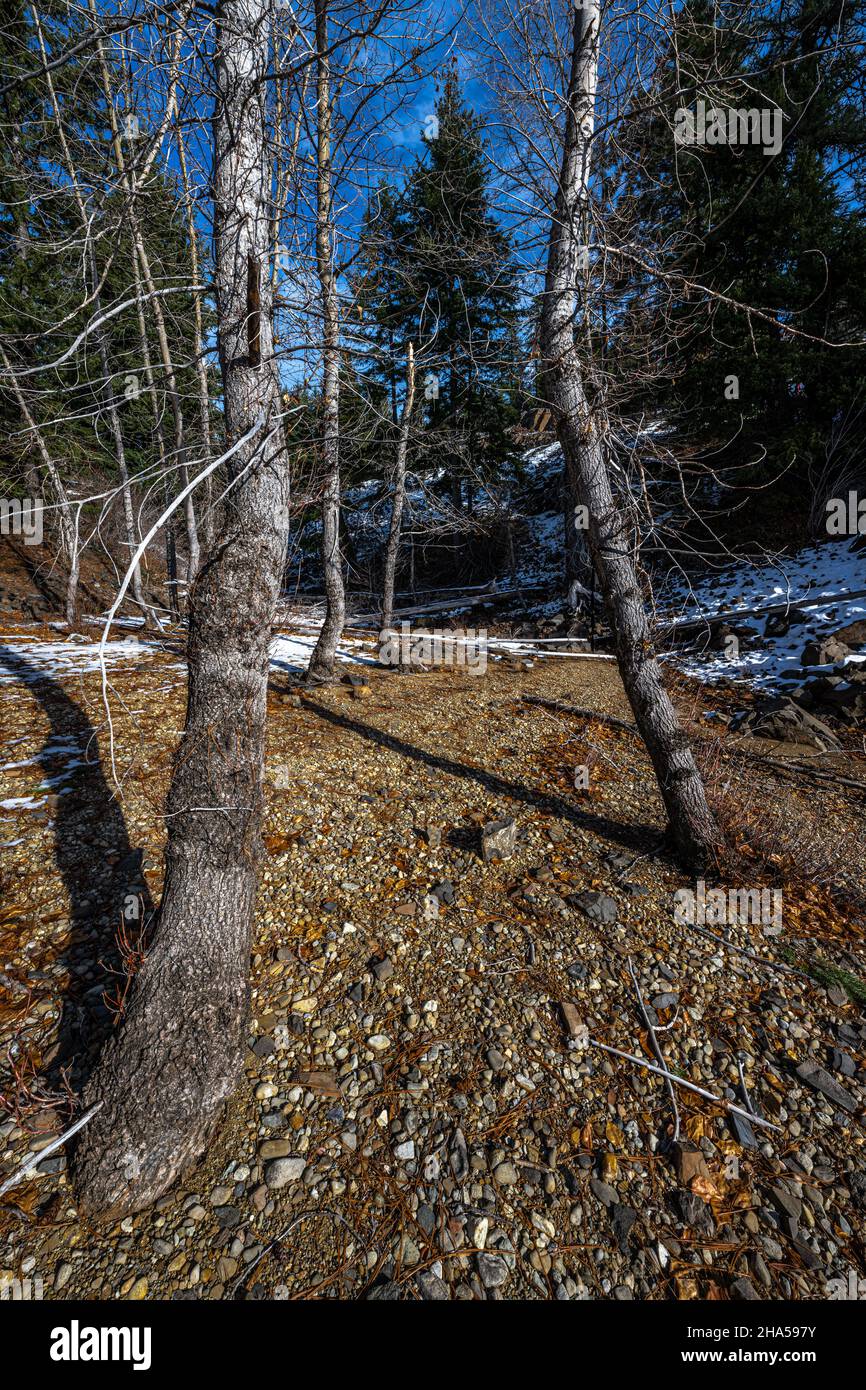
[101,332,152,622]
[99,28,202,585]
[31,1,151,627]
[306,0,346,682]
[177,119,216,554]
[130,236,180,615]
[540,2,721,869]
[563,444,594,619]
[0,344,80,626]
[74,0,290,1217]
[381,340,415,629]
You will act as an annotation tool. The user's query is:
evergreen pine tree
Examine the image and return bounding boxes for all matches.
[626,0,866,501]
[356,70,522,503]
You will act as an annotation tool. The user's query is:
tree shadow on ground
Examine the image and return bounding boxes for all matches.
[300,695,663,858]
[0,648,153,1097]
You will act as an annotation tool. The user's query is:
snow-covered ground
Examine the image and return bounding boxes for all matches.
[3,536,862,700]
[0,631,156,685]
[1,433,863,704]
[270,631,377,672]
[659,537,866,690]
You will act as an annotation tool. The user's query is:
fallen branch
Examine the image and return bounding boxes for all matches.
[737,1055,761,1120]
[588,1039,782,1132]
[657,586,866,641]
[523,695,866,794]
[628,955,680,1144]
[522,695,636,734]
[679,919,809,979]
[0,1102,103,1201]
[723,748,866,796]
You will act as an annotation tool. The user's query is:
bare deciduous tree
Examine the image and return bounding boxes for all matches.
[74,0,291,1217]
[381,339,416,629]
[538,2,722,867]
[305,0,345,682]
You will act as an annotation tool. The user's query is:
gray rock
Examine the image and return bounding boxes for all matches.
[481,819,517,863]
[431,879,455,904]
[789,1238,821,1270]
[450,1128,469,1181]
[795,1060,857,1112]
[675,1190,714,1231]
[589,1177,619,1208]
[609,1203,637,1251]
[751,1252,772,1288]
[265,1157,306,1189]
[367,1281,403,1300]
[730,1110,759,1150]
[477,1253,510,1289]
[770,1186,802,1222]
[416,1268,450,1300]
[651,993,677,1010]
[36,1155,65,1175]
[802,636,850,666]
[417,1204,436,1235]
[829,1048,856,1078]
[732,696,841,750]
[569,890,618,924]
[213,1205,242,1228]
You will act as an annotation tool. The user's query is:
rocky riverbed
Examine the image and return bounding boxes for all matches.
[1,633,864,1300]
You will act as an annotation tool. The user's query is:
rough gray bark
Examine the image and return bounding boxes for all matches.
[563,446,593,619]
[540,3,721,869]
[381,341,416,631]
[74,0,290,1217]
[306,0,346,682]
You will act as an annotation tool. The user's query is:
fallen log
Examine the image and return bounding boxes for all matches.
[657,586,866,642]
[521,695,866,794]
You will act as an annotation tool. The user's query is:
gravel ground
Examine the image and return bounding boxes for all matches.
[0,631,864,1301]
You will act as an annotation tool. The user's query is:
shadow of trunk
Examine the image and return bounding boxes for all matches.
[299,693,661,855]
[0,647,154,1096]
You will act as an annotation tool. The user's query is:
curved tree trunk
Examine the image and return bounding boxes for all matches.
[381,341,415,631]
[306,0,346,683]
[563,444,593,621]
[74,0,289,1218]
[540,2,721,870]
